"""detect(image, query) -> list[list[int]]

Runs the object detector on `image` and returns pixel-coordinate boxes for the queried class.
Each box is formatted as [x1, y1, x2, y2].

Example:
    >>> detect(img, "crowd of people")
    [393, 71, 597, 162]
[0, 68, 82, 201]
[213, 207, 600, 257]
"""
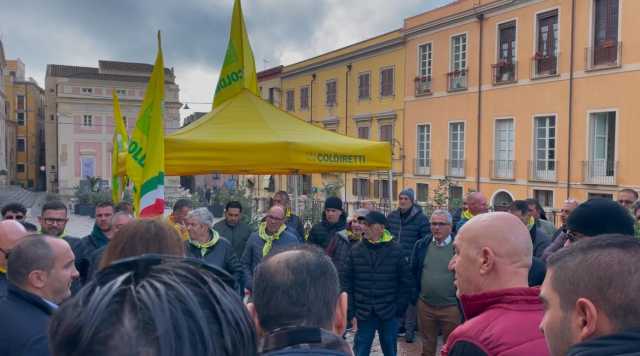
[0, 187, 639, 356]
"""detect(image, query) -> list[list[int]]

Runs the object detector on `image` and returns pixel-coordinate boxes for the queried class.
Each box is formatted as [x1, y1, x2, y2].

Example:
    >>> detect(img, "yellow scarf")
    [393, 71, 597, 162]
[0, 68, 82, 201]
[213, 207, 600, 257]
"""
[527, 216, 536, 230]
[462, 209, 474, 221]
[188, 229, 221, 257]
[368, 229, 394, 244]
[0, 266, 6, 274]
[258, 222, 287, 257]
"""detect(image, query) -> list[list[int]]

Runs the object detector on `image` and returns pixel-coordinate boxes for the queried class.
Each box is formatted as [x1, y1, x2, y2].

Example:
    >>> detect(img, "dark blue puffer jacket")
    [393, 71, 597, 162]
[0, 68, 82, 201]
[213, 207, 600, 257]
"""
[386, 205, 430, 258]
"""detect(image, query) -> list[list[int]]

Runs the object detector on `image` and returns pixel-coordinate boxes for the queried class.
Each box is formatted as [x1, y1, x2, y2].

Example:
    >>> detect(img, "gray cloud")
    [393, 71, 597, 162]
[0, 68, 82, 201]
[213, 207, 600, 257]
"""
[0, 0, 449, 117]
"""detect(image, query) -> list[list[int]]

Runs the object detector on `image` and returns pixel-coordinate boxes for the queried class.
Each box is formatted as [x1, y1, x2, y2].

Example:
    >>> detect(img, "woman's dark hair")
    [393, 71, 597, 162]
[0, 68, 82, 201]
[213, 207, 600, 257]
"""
[49, 256, 257, 356]
[99, 219, 184, 270]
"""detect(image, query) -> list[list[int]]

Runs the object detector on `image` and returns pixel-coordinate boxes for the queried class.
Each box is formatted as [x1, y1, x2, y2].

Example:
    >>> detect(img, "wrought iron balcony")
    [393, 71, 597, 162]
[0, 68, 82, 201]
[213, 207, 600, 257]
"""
[447, 69, 468, 92]
[586, 41, 622, 70]
[413, 158, 431, 176]
[445, 159, 465, 178]
[492, 61, 517, 85]
[490, 160, 515, 180]
[582, 160, 618, 185]
[531, 53, 559, 79]
[414, 76, 432, 96]
[528, 160, 557, 182]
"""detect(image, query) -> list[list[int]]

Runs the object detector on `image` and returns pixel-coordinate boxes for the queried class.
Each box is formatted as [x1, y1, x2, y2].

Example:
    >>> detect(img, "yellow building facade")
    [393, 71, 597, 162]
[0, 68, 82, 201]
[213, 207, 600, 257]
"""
[403, 0, 639, 211]
[5, 59, 45, 190]
[259, 30, 406, 203]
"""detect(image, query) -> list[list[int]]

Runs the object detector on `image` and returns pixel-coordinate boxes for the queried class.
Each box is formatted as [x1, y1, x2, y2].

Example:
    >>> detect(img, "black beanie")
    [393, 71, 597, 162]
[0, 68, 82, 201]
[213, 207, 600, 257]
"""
[567, 198, 635, 237]
[324, 196, 343, 211]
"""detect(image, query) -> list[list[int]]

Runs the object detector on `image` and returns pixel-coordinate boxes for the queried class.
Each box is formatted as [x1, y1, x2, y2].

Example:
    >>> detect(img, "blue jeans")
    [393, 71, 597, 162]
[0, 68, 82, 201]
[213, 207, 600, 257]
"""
[353, 317, 398, 356]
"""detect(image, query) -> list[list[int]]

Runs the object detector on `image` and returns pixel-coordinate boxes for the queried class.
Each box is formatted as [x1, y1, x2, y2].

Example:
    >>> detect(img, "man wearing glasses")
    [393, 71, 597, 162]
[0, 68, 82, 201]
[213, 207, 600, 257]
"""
[0, 220, 29, 297]
[411, 210, 461, 356]
[38, 201, 78, 255]
[242, 205, 300, 293]
[2, 203, 27, 221]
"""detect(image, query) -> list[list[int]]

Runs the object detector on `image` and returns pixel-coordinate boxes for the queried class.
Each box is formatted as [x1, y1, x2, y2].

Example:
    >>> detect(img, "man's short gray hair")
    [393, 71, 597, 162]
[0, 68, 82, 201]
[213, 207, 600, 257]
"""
[111, 211, 134, 222]
[187, 208, 214, 227]
[431, 209, 452, 224]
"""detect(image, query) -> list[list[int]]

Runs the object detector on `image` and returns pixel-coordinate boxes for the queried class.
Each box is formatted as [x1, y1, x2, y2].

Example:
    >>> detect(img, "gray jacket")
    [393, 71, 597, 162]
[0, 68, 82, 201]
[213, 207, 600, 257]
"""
[212, 220, 253, 258]
[241, 228, 300, 290]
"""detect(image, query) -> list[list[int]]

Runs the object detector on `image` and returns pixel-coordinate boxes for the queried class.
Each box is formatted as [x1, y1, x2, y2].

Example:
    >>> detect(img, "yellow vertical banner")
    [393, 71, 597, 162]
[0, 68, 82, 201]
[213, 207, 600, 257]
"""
[111, 91, 128, 204]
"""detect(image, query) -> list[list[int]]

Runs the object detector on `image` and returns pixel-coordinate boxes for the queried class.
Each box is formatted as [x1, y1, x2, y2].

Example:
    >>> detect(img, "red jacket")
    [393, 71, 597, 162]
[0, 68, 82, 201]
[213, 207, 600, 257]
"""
[441, 287, 550, 356]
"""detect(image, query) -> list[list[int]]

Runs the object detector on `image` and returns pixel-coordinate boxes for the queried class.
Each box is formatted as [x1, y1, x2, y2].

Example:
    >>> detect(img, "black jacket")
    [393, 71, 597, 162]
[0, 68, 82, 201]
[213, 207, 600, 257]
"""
[212, 220, 253, 258]
[341, 238, 414, 321]
[260, 327, 351, 356]
[326, 229, 359, 277]
[286, 214, 305, 241]
[567, 328, 640, 356]
[0, 283, 54, 356]
[185, 235, 246, 293]
[73, 225, 110, 287]
[0, 272, 7, 298]
[386, 205, 430, 258]
[410, 235, 457, 303]
[308, 213, 347, 249]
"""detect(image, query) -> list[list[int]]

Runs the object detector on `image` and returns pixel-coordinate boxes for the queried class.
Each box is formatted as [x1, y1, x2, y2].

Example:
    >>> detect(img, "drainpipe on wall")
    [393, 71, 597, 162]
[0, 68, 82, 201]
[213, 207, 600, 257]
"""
[345, 64, 352, 203]
[310, 73, 316, 124]
[475, 13, 485, 192]
[567, 0, 576, 199]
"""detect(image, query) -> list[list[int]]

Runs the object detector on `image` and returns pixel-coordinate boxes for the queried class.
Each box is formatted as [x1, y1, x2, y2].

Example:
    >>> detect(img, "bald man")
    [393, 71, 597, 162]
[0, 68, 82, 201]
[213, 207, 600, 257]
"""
[455, 192, 488, 232]
[241, 205, 301, 292]
[441, 212, 550, 356]
[0, 220, 29, 297]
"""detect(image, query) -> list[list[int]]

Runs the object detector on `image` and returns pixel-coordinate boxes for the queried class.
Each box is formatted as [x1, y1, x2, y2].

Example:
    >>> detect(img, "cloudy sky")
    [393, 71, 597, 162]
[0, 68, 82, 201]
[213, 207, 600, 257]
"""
[1, 0, 450, 119]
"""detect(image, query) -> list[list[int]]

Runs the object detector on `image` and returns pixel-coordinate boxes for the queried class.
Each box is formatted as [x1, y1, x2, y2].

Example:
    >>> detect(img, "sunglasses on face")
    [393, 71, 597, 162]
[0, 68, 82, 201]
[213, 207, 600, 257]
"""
[4, 214, 24, 220]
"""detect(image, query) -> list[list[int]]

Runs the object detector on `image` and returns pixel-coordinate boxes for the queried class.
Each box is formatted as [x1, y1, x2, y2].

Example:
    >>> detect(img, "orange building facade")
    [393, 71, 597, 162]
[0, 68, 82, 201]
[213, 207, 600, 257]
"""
[403, 0, 638, 210]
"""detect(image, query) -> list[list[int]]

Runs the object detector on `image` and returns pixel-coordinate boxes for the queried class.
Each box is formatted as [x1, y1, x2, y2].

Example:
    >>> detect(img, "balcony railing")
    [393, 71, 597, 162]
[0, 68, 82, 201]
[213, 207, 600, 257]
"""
[490, 160, 515, 180]
[531, 53, 559, 79]
[582, 160, 618, 185]
[414, 76, 432, 96]
[586, 41, 621, 70]
[445, 159, 466, 178]
[413, 158, 431, 176]
[528, 160, 557, 182]
[447, 69, 468, 92]
[492, 61, 517, 85]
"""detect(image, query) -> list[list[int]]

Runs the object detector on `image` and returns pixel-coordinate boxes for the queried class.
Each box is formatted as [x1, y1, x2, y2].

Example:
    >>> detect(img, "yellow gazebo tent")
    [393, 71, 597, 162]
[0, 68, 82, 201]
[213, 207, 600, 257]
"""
[163, 89, 391, 176]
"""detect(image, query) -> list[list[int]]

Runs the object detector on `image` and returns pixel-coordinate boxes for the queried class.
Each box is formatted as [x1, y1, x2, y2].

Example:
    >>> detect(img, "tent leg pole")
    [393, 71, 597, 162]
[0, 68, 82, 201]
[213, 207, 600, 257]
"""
[293, 174, 299, 216]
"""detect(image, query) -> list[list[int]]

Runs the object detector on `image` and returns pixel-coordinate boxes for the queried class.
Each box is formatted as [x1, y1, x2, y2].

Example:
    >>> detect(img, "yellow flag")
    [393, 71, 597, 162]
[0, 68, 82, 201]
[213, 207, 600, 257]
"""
[111, 91, 128, 204]
[126, 31, 165, 217]
[212, 0, 259, 108]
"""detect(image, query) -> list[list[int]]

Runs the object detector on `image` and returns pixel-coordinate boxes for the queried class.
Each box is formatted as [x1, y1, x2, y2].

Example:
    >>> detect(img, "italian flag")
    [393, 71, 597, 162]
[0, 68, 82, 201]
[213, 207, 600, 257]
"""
[126, 32, 166, 218]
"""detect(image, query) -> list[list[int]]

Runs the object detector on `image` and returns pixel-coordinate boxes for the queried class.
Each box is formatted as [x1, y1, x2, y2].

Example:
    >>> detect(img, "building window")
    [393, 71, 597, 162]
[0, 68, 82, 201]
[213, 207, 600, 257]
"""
[357, 126, 370, 139]
[83, 115, 93, 127]
[82, 87, 93, 94]
[448, 122, 465, 177]
[588, 192, 613, 200]
[116, 89, 127, 96]
[358, 73, 370, 100]
[417, 43, 433, 95]
[494, 21, 516, 83]
[533, 116, 556, 181]
[17, 112, 25, 126]
[535, 10, 559, 76]
[586, 111, 616, 183]
[352, 178, 370, 199]
[16, 163, 25, 173]
[494, 118, 514, 179]
[591, 0, 620, 67]
[416, 124, 431, 175]
[122, 116, 128, 128]
[417, 183, 429, 203]
[449, 185, 463, 209]
[379, 124, 393, 143]
[300, 87, 309, 110]
[17, 138, 26, 152]
[268, 88, 275, 104]
[285, 90, 295, 112]
[16, 95, 25, 111]
[374, 179, 398, 200]
[326, 80, 337, 106]
[533, 189, 554, 208]
[80, 156, 96, 178]
[449, 34, 468, 90]
[380, 67, 394, 97]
